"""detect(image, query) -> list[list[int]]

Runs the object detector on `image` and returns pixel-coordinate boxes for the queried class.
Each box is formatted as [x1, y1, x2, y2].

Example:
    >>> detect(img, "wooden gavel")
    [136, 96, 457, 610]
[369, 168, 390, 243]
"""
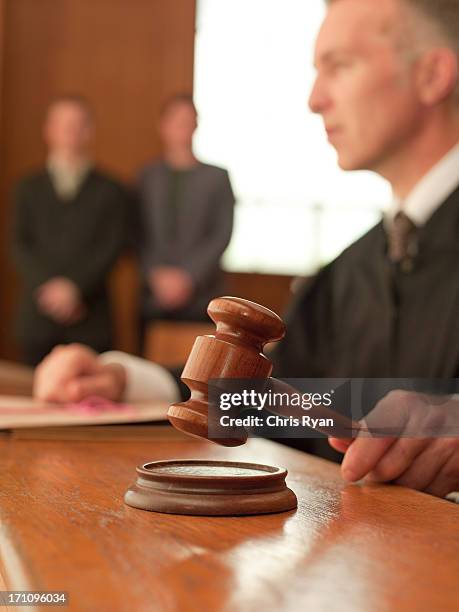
[127, 296, 352, 516]
[168, 296, 358, 446]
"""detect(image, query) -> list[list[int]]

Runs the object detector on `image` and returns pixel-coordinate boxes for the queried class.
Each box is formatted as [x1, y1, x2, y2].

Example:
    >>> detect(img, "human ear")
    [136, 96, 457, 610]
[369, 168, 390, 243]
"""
[415, 48, 458, 105]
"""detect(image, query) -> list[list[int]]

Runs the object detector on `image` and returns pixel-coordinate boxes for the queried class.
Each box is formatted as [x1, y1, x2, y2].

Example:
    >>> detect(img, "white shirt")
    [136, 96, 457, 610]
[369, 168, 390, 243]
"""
[385, 140, 459, 226]
[47, 156, 92, 201]
[98, 351, 181, 403]
[100, 142, 459, 404]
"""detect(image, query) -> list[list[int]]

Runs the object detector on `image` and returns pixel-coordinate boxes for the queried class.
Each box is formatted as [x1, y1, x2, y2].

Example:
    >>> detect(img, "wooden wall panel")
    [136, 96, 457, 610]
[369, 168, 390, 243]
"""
[0, 0, 4, 126]
[0, 0, 7, 356]
[0, 0, 196, 359]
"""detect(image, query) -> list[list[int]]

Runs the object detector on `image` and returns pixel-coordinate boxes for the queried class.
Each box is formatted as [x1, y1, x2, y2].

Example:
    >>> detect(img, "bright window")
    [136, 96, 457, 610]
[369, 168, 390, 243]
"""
[193, 0, 391, 274]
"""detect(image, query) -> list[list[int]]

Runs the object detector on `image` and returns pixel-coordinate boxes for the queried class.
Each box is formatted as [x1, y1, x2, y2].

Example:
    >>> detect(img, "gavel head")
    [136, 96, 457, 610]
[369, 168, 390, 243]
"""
[167, 296, 286, 446]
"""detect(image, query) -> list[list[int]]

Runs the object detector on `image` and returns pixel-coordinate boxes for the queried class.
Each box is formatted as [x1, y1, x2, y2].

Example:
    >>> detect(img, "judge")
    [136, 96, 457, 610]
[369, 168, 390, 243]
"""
[33, 0, 459, 498]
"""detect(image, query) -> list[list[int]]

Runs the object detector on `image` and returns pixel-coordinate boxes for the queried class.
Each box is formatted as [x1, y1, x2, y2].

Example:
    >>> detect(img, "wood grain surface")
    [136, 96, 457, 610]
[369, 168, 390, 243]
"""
[0, 426, 457, 612]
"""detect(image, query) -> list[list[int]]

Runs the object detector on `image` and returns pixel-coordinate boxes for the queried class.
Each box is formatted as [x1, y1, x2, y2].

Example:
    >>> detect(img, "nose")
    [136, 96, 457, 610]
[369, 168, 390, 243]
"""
[308, 75, 330, 115]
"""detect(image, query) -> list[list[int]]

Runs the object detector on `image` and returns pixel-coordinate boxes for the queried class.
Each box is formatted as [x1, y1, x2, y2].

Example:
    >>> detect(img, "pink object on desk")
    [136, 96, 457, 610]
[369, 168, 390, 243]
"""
[66, 396, 131, 414]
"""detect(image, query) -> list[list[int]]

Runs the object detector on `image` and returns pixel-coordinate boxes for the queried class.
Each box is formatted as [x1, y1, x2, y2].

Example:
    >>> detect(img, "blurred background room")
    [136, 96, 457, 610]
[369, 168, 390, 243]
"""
[0, 0, 391, 368]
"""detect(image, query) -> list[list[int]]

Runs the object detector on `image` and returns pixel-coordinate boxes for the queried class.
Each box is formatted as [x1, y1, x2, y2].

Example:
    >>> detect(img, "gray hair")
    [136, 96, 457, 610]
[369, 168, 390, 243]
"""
[325, 0, 459, 99]
[404, 1, 459, 54]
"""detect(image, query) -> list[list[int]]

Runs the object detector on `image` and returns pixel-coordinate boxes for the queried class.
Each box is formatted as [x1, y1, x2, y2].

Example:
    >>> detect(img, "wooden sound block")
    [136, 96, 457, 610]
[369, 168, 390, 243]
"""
[124, 459, 298, 516]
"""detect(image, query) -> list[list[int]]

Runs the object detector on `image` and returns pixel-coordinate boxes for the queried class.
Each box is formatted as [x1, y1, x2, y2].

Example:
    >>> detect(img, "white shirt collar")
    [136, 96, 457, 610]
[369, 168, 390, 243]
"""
[47, 155, 92, 177]
[386, 141, 459, 226]
[46, 156, 92, 200]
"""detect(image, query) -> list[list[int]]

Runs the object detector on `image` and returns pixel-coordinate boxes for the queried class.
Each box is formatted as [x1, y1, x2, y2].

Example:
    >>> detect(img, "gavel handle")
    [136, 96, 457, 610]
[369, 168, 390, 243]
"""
[267, 377, 361, 437]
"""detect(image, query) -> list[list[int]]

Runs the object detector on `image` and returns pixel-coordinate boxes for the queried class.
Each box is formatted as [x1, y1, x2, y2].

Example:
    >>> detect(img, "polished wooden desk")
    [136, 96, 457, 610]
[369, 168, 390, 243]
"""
[0, 424, 458, 612]
[0, 363, 458, 611]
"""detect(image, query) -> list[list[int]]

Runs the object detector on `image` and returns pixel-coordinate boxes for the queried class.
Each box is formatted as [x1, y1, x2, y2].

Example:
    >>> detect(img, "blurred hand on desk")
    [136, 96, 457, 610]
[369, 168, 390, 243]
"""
[34, 344, 126, 403]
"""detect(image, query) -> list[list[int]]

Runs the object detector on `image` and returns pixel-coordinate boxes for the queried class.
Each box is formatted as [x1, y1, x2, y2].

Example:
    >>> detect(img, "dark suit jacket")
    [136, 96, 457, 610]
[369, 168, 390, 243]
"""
[12, 168, 128, 352]
[138, 160, 235, 320]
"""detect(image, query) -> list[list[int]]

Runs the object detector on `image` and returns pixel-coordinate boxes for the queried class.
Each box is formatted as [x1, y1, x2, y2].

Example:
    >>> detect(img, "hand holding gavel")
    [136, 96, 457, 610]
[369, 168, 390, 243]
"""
[168, 296, 359, 446]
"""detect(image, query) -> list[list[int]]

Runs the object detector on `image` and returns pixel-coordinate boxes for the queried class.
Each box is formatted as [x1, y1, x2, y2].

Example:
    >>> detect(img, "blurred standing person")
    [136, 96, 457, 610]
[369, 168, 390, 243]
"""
[138, 94, 235, 337]
[12, 95, 128, 365]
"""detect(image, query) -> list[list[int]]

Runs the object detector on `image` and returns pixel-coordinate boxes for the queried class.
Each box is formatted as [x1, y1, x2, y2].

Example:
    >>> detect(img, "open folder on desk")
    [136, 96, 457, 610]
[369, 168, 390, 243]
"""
[0, 395, 169, 429]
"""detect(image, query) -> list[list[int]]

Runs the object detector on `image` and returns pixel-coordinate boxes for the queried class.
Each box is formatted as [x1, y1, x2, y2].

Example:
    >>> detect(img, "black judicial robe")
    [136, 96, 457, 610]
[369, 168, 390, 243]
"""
[270, 187, 459, 460]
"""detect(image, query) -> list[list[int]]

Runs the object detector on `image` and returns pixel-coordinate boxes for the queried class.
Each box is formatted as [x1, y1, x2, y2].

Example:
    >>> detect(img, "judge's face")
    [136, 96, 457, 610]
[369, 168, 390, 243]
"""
[309, 0, 423, 173]
[159, 102, 198, 149]
[44, 102, 93, 156]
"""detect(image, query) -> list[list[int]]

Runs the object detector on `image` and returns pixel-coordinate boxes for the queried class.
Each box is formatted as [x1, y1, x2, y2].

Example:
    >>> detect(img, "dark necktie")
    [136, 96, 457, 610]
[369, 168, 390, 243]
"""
[387, 211, 418, 272]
